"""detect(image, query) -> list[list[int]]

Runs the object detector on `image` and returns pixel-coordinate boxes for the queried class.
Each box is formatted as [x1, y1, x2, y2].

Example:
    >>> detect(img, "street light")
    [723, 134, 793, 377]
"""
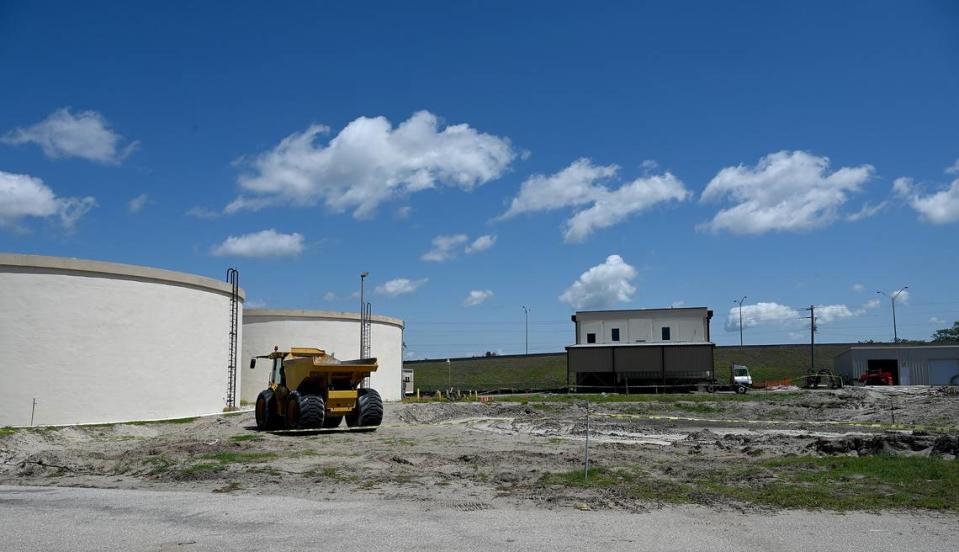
[877, 286, 908, 343]
[734, 296, 747, 348]
[522, 305, 529, 355]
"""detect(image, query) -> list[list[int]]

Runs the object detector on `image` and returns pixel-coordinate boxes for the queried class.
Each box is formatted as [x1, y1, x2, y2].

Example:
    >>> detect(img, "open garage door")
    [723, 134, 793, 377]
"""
[928, 359, 959, 385]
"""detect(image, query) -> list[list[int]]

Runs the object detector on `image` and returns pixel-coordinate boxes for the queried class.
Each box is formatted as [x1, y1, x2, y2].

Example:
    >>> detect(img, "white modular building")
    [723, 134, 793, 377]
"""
[567, 307, 716, 389]
[241, 309, 405, 403]
[0, 253, 244, 427]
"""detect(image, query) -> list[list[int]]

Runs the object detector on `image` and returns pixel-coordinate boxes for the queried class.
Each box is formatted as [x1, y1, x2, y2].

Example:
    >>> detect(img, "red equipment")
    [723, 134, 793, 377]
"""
[859, 367, 894, 386]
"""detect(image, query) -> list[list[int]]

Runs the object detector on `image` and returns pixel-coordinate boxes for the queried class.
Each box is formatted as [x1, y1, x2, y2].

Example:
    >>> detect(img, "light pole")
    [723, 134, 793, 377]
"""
[734, 296, 747, 348]
[522, 305, 529, 355]
[359, 272, 368, 358]
[877, 286, 908, 343]
[446, 358, 452, 392]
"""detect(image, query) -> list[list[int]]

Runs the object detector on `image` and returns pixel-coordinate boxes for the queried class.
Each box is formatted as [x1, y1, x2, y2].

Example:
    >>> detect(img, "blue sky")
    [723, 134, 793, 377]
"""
[1, 1, 958, 358]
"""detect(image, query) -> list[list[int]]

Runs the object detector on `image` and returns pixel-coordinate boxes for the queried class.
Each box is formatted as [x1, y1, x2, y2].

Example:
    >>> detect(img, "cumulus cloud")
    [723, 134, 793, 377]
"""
[465, 234, 496, 254]
[726, 302, 801, 331]
[894, 175, 959, 225]
[421, 234, 469, 262]
[700, 151, 874, 234]
[463, 289, 494, 307]
[211, 229, 304, 258]
[851, 283, 865, 292]
[559, 255, 637, 310]
[375, 278, 428, 297]
[946, 159, 959, 175]
[127, 193, 149, 214]
[878, 288, 910, 305]
[564, 172, 690, 242]
[226, 111, 514, 218]
[2, 108, 138, 164]
[864, 298, 881, 310]
[499, 158, 618, 218]
[499, 158, 689, 242]
[726, 301, 865, 331]
[0, 170, 96, 231]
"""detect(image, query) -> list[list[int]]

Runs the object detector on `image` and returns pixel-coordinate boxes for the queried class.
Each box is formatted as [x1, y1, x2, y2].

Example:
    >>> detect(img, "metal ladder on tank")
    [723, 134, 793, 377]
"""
[226, 267, 239, 409]
[360, 302, 372, 387]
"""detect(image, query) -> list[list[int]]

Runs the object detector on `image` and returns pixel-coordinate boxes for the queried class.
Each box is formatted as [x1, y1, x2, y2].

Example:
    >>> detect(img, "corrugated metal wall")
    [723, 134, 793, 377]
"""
[567, 344, 714, 387]
[834, 347, 959, 385]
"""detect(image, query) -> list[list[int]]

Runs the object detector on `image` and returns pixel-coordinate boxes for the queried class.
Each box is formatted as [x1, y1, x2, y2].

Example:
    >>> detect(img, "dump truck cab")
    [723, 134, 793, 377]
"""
[251, 347, 383, 431]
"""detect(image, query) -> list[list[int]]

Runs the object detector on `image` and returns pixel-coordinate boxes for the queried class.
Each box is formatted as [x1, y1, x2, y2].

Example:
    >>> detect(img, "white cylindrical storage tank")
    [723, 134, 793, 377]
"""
[0, 254, 244, 426]
[242, 309, 404, 403]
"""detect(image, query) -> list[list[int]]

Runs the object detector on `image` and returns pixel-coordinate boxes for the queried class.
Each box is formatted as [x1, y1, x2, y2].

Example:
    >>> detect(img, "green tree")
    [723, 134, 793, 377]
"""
[931, 321, 959, 343]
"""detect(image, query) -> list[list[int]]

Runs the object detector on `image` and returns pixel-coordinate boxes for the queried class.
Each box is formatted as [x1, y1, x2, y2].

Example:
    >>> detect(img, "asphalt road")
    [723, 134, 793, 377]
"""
[1, 485, 956, 551]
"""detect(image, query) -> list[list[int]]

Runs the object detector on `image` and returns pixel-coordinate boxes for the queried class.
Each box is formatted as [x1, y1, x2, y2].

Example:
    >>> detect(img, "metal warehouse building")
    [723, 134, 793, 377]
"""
[566, 307, 715, 390]
[834, 345, 959, 385]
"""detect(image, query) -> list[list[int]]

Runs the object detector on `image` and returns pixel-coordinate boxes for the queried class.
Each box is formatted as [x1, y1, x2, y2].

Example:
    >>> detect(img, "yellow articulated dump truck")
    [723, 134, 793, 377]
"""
[250, 347, 383, 431]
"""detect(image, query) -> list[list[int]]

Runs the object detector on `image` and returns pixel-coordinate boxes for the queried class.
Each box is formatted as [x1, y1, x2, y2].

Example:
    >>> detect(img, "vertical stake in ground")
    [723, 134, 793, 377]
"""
[584, 401, 590, 481]
[30, 398, 37, 427]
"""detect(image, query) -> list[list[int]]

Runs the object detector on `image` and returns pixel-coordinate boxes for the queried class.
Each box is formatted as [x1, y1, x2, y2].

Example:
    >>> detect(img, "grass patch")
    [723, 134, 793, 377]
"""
[542, 455, 959, 511]
[229, 434, 262, 443]
[178, 463, 225, 478]
[0, 426, 17, 438]
[144, 456, 174, 476]
[201, 451, 277, 465]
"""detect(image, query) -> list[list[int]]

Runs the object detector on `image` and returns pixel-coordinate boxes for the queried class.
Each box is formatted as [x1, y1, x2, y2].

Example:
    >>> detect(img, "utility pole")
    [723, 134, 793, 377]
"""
[877, 286, 908, 343]
[734, 296, 747, 348]
[805, 305, 817, 374]
[522, 305, 529, 355]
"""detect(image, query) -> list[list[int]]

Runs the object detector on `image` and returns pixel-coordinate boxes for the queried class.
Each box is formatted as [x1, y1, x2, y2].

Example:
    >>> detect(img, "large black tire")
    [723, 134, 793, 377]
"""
[255, 391, 278, 430]
[285, 391, 325, 429]
[345, 388, 383, 428]
[322, 416, 343, 429]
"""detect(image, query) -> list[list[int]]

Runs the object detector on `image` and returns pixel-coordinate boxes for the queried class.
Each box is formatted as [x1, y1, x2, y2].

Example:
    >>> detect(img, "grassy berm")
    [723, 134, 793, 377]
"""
[407, 343, 863, 392]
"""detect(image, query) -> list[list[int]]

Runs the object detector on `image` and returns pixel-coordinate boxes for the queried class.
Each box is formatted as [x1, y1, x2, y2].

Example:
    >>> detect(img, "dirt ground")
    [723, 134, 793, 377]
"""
[2, 386, 958, 512]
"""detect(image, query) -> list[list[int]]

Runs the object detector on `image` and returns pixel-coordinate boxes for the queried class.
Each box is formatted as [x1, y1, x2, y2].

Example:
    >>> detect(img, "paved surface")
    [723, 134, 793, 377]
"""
[1, 486, 957, 551]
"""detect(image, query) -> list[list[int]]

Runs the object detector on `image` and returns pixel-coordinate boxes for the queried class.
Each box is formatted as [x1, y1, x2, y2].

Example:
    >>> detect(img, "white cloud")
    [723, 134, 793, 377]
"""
[185, 207, 222, 220]
[896, 176, 959, 225]
[880, 288, 910, 305]
[726, 300, 865, 331]
[563, 172, 690, 242]
[127, 193, 149, 214]
[930, 316, 944, 325]
[2, 108, 138, 164]
[211, 229, 304, 258]
[559, 254, 637, 310]
[846, 200, 888, 221]
[421, 234, 469, 262]
[463, 289, 494, 307]
[499, 158, 689, 242]
[394, 206, 412, 220]
[852, 283, 865, 292]
[246, 299, 267, 309]
[465, 234, 496, 254]
[700, 150, 874, 234]
[226, 111, 514, 218]
[726, 302, 801, 331]
[864, 298, 881, 310]
[375, 277, 428, 297]
[322, 291, 338, 302]
[946, 159, 959, 175]
[0, 170, 96, 230]
[499, 158, 618, 218]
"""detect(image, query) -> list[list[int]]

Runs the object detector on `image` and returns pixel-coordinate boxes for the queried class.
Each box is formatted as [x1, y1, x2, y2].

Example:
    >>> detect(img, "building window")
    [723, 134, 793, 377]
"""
[611, 328, 620, 342]
[586, 333, 596, 344]
[661, 327, 671, 341]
